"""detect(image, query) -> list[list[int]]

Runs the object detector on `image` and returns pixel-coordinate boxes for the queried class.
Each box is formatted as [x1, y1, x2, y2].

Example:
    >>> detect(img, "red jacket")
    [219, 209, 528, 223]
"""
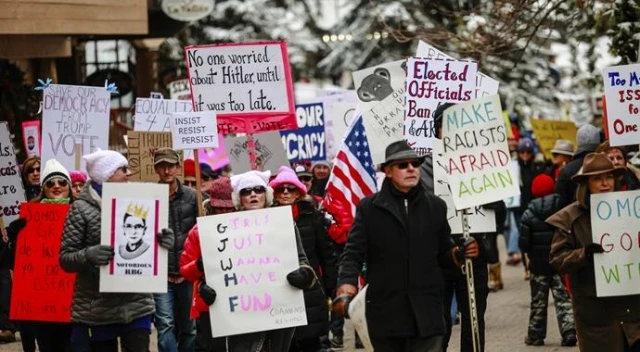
[179, 224, 208, 319]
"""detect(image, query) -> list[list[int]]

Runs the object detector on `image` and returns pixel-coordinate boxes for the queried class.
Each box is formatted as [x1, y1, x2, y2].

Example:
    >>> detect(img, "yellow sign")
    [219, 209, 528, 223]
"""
[530, 119, 577, 159]
[502, 111, 513, 138]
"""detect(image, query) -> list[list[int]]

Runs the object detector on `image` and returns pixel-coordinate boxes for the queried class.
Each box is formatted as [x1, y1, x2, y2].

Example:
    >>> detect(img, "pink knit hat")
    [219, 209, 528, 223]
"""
[269, 166, 307, 196]
[70, 170, 88, 184]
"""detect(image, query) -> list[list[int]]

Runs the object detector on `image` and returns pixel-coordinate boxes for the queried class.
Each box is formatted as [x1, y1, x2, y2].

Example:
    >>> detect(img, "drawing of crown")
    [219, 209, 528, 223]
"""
[126, 203, 149, 219]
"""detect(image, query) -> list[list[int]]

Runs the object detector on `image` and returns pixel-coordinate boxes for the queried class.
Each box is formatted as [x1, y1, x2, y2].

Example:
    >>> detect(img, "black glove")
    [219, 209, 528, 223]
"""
[585, 243, 605, 255]
[196, 257, 204, 272]
[199, 281, 217, 306]
[455, 237, 479, 262]
[86, 245, 115, 265]
[7, 218, 27, 243]
[287, 266, 316, 290]
[156, 228, 175, 250]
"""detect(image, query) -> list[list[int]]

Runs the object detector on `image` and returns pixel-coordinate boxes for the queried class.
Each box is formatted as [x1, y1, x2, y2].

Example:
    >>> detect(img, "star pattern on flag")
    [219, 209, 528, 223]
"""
[345, 117, 377, 180]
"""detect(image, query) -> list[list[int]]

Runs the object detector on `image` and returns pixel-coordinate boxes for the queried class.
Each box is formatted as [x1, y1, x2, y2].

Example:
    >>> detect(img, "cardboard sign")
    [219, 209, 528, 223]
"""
[134, 98, 193, 132]
[322, 92, 357, 161]
[602, 64, 640, 146]
[197, 206, 307, 337]
[591, 190, 640, 297]
[530, 119, 577, 159]
[353, 60, 405, 164]
[405, 58, 478, 154]
[170, 112, 219, 150]
[0, 122, 26, 224]
[41, 84, 110, 171]
[347, 285, 374, 352]
[185, 41, 296, 134]
[168, 79, 192, 100]
[22, 120, 41, 157]
[280, 102, 326, 162]
[442, 95, 520, 210]
[127, 131, 184, 182]
[10, 203, 75, 322]
[224, 132, 289, 174]
[100, 183, 169, 293]
[432, 139, 496, 233]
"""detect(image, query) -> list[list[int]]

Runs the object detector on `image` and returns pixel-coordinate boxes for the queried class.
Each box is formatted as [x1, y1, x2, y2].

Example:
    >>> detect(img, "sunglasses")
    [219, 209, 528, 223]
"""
[239, 186, 266, 197]
[184, 180, 197, 187]
[275, 185, 299, 193]
[45, 179, 69, 188]
[298, 176, 312, 182]
[202, 176, 212, 182]
[392, 160, 421, 170]
[119, 166, 129, 173]
[518, 150, 533, 155]
[26, 167, 39, 174]
[124, 224, 145, 230]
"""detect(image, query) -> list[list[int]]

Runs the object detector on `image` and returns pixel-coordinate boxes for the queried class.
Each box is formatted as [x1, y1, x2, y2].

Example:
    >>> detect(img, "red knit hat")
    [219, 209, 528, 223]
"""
[531, 174, 555, 198]
[183, 159, 196, 179]
[209, 177, 234, 208]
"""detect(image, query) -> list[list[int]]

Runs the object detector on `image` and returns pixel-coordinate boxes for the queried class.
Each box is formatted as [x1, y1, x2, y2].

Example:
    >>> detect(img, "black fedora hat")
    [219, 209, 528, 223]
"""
[381, 140, 425, 168]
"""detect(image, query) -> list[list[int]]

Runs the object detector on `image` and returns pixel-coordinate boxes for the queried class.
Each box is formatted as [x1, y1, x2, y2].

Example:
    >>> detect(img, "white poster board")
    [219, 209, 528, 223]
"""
[353, 60, 405, 165]
[224, 131, 289, 174]
[590, 190, 640, 297]
[0, 122, 26, 224]
[504, 160, 521, 209]
[197, 206, 307, 337]
[169, 112, 219, 150]
[100, 183, 169, 293]
[602, 64, 640, 147]
[442, 95, 520, 210]
[323, 92, 357, 161]
[405, 58, 478, 154]
[347, 284, 374, 352]
[167, 79, 191, 100]
[41, 84, 110, 171]
[134, 98, 193, 132]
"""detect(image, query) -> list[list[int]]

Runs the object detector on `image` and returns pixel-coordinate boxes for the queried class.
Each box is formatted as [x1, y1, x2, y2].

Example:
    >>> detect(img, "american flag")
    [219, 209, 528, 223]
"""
[324, 112, 378, 217]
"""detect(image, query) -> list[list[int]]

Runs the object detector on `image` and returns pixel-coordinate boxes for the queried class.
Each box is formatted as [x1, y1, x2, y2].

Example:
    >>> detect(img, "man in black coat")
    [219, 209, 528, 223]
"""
[333, 140, 479, 352]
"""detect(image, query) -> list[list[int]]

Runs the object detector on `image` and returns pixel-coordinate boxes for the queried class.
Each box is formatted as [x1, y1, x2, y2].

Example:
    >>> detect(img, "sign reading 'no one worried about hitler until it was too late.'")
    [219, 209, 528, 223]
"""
[184, 41, 296, 135]
[442, 95, 520, 210]
[602, 63, 640, 147]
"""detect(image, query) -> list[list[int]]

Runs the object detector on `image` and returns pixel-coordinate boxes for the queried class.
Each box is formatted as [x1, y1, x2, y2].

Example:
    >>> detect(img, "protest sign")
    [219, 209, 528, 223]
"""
[10, 203, 74, 322]
[127, 131, 184, 182]
[168, 79, 191, 100]
[347, 285, 374, 352]
[169, 112, 219, 150]
[591, 190, 640, 297]
[224, 131, 289, 174]
[530, 119, 577, 159]
[432, 139, 496, 233]
[280, 102, 326, 162]
[134, 98, 193, 132]
[197, 206, 307, 337]
[22, 120, 41, 158]
[41, 84, 110, 171]
[197, 135, 230, 170]
[602, 64, 640, 146]
[405, 58, 478, 154]
[442, 95, 520, 210]
[503, 160, 522, 209]
[0, 122, 26, 224]
[322, 92, 357, 161]
[100, 183, 168, 293]
[185, 41, 296, 134]
[502, 111, 514, 139]
[353, 60, 405, 164]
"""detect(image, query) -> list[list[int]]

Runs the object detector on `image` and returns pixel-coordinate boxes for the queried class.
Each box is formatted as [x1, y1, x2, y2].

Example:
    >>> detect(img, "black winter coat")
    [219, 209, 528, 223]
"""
[518, 194, 562, 275]
[293, 198, 337, 339]
[556, 152, 590, 208]
[168, 182, 198, 275]
[338, 179, 456, 338]
[516, 159, 543, 214]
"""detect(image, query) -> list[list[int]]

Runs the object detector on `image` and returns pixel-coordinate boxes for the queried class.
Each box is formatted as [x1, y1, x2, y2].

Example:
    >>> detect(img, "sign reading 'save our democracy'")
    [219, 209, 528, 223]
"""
[591, 190, 640, 297]
[405, 58, 478, 154]
[184, 41, 296, 134]
[134, 98, 193, 132]
[41, 84, 110, 171]
[442, 95, 520, 210]
[602, 63, 640, 146]
[169, 112, 219, 150]
[10, 203, 75, 322]
[197, 206, 307, 337]
[280, 102, 326, 162]
[0, 122, 26, 224]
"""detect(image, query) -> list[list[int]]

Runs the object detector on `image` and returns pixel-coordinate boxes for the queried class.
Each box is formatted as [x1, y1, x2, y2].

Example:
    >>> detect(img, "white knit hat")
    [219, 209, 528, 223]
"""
[230, 170, 273, 209]
[84, 149, 128, 184]
[41, 159, 71, 186]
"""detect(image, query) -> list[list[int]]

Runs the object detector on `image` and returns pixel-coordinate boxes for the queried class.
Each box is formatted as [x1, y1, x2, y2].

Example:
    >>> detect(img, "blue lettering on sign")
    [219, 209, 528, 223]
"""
[280, 102, 326, 162]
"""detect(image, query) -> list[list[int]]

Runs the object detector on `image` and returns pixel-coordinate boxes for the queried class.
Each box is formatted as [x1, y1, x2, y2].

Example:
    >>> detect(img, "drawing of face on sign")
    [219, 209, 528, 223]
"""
[255, 141, 273, 169]
[120, 203, 150, 260]
[357, 68, 393, 102]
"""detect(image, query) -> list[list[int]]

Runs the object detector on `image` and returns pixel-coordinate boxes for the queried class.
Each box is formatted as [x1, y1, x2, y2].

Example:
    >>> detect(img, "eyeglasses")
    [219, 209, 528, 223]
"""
[124, 224, 145, 230]
[45, 179, 69, 188]
[239, 186, 266, 196]
[392, 160, 421, 170]
[26, 167, 39, 174]
[275, 185, 299, 193]
[298, 176, 312, 182]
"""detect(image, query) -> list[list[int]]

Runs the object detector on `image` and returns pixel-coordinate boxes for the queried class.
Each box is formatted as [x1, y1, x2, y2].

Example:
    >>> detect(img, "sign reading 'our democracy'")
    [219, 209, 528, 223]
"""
[185, 41, 296, 134]
[169, 112, 219, 150]
[280, 102, 326, 162]
[442, 95, 520, 210]
[134, 98, 193, 132]
[590, 190, 640, 297]
[602, 63, 640, 146]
